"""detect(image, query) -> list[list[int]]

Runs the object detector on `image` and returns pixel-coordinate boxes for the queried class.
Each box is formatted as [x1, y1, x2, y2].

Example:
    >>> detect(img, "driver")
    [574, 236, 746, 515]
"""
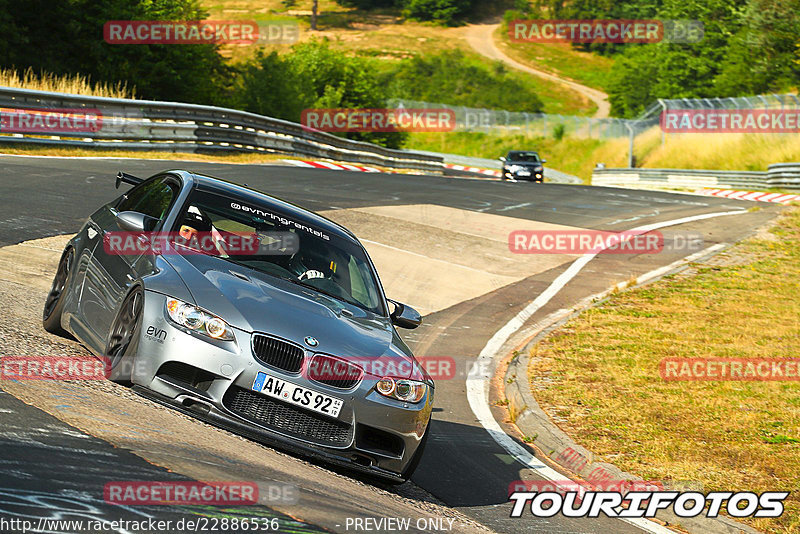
[177, 206, 221, 255]
[291, 239, 336, 281]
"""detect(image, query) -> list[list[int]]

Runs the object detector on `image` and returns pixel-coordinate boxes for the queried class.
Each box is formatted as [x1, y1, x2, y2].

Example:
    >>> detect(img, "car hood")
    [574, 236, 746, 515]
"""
[163, 253, 417, 376]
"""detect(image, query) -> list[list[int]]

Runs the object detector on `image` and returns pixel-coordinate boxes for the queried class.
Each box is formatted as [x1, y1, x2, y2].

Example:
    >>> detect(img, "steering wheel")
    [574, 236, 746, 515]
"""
[288, 253, 328, 280]
[299, 269, 325, 281]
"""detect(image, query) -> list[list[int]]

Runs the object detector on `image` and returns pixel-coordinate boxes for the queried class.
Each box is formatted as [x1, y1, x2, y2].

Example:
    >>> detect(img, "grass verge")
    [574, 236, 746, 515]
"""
[0, 146, 286, 164]
[407, 126, 800, 184]
[405, 131, 631, 182]
[528, 207, 800, 533]
[641, 131, 800, 171]
[494, 25, 615, 92]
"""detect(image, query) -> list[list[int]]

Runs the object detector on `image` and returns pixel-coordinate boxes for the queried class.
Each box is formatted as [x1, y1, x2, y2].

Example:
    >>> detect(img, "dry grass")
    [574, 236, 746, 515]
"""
[641, 131, 800, 171]
[0, 146, 286, 163]
[0, 67, 135, 99]
[495, 25, 615, 92]
[0, 146, 427, 174]
[529, 207, 800, 533]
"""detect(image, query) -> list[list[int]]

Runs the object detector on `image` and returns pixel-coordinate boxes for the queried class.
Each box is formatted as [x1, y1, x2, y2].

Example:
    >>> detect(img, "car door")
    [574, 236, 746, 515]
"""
[79, 174, 180, 352]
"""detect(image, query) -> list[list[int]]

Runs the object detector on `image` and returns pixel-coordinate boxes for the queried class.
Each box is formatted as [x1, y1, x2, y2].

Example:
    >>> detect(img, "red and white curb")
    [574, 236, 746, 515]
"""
[283, 159, 382, 173]
[697, 188, 800, 204]
[444, 163, 501, 178]
[283, 158, 504, 178]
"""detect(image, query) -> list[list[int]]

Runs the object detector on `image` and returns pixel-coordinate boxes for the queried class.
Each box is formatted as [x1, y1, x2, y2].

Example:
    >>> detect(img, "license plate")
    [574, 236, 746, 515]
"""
[517, 169, 531, 176]
[251, 372, 343, 418]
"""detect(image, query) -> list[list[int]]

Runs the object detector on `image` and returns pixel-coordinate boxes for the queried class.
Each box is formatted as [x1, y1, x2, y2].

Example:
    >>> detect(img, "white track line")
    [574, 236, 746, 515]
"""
[466, 209, 746, 533]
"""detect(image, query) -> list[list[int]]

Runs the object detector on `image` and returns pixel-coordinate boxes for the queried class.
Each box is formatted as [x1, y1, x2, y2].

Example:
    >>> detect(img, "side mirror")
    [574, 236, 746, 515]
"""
[388, 299, 422, 329]
[116, 211, 157, 232]
[541, 159, 547, 163]
[499, 156, 506, 162]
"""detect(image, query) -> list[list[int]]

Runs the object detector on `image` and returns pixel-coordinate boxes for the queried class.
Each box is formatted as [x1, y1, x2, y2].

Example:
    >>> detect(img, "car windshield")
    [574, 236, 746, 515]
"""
[173, 189, 384, 315]
[508, 152, 540, 162]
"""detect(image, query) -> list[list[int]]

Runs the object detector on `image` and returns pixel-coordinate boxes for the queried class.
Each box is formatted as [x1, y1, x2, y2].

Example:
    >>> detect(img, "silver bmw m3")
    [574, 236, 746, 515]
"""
[43, 169, 433, 483]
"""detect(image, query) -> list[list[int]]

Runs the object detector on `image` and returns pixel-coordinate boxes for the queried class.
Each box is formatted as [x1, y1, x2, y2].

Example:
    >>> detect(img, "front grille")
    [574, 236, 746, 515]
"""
[308, 354, 363, 390]
[252, 334, 304, 373]
[223, 386, 352, 447]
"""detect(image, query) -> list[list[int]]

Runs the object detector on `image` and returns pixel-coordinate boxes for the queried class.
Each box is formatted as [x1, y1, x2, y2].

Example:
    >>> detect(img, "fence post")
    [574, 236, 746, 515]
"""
[658, 99, 667, 146]
[625, 122, 635, 168]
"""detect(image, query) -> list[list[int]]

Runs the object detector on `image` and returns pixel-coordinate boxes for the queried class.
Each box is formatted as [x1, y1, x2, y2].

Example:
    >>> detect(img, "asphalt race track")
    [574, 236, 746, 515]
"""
[0, 155, 782, 534]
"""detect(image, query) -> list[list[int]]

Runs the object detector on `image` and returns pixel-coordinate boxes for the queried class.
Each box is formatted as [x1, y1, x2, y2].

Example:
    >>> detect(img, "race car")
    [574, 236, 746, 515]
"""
[500, 150, 546, 182]
[42, 170, 433, 483]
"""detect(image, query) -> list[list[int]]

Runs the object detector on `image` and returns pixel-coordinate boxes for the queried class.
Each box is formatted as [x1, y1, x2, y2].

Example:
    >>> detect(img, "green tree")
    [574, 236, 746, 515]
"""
[607, 0, 749, 117]
[401, 0, 475, 25]
[0, 0, 232, 105]
[385, 49, 544, 111]
[713, 0, 800, 95]
[233, 51, 303, 121]
[236, 40, 405, 148]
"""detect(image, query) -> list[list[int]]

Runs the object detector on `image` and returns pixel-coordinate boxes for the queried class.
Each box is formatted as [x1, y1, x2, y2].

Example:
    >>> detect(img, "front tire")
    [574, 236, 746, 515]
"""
[43, 247, 74, 336]
[105, 287, 144, 386]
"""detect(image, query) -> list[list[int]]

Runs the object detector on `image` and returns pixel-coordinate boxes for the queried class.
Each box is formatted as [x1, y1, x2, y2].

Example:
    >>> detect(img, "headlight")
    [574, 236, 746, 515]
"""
[535, 166, 543, 171]
[166, 298, 234, 341]
[375, 376, 427, 403]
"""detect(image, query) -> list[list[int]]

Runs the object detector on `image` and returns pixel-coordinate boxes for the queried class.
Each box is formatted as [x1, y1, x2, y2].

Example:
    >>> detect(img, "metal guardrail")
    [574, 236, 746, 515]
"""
[0, 87, 444, 173]
[592, 165, 800, 191]
[766, 163, 800, 190]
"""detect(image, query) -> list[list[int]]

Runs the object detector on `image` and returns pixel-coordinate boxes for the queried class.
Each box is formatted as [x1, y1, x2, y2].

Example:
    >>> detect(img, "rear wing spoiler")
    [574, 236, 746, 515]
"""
[115, 171, 143, 189]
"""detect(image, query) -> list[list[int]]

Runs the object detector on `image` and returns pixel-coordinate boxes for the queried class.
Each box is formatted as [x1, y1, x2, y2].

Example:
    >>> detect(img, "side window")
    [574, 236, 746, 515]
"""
[117, 177, 178, 221]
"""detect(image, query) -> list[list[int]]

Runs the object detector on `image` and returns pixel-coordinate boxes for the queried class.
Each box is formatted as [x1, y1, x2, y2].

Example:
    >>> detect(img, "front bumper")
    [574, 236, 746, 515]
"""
[502, 168, 544, 181]
[129, 291, 432, 479]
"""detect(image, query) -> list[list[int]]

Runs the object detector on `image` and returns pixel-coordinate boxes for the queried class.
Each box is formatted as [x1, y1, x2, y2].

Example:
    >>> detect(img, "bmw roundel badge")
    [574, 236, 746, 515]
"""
[304, 336, 319, 347]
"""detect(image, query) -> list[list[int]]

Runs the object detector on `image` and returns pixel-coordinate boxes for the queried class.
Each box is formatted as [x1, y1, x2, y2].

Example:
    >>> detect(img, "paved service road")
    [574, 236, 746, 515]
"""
[0, 156, 781, 533]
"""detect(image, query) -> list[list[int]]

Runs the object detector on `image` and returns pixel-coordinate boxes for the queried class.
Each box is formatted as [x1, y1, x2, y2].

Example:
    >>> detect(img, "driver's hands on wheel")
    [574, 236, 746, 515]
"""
[299, 269, 325, 281]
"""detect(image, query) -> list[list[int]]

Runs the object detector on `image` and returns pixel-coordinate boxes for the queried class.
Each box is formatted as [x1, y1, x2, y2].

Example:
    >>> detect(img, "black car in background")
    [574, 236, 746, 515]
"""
[500, 150, 546, 182]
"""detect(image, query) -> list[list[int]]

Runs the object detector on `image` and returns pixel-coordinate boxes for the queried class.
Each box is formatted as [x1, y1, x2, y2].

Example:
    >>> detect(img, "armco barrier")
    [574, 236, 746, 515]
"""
[0, 87, 443, 173]
[593, 165, 800, 192]
[767, 162, 800, 190]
